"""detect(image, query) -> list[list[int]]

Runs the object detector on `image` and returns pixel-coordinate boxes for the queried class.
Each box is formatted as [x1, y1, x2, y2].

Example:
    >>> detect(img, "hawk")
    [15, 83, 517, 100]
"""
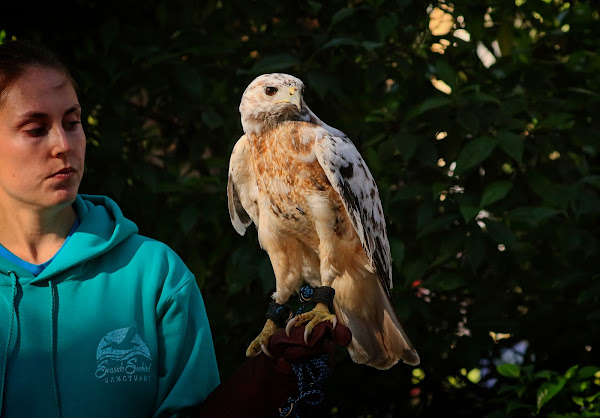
[227, 73, 419, 369]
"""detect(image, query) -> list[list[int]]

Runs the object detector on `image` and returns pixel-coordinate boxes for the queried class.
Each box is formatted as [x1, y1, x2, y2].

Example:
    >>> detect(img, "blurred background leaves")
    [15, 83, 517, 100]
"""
[2, 0, 599, 415]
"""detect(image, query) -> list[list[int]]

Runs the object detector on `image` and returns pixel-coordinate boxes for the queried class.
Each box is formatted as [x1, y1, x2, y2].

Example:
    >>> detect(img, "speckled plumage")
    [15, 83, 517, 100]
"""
[228, 73, 419, 368]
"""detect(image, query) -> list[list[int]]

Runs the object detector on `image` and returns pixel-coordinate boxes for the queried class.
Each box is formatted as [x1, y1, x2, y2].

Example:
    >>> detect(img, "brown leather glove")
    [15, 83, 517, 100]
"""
[195, 322, 351, 418]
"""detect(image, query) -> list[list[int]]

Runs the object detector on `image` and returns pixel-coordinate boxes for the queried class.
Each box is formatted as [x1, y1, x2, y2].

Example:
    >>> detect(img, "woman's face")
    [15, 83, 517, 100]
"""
[0, 67, 85, 211]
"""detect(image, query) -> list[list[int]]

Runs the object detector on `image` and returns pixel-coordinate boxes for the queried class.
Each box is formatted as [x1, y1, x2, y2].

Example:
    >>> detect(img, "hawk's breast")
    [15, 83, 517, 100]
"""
[250, 123, 353, 242]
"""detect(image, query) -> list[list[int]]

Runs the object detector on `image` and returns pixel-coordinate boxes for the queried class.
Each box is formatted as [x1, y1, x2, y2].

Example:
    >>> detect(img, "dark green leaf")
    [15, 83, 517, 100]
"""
[393, 133, 419, 160]
[425, 272, 467, 291]
[389, 238, 405, 270]
[497, 131, 523, 163]
[581, 176, 600, 189]
[201, 111, 224, 130]
[179, 204, 199, 233]
[375, 14, 399, 40]
[417, 214, 457, 238]
[457, 110, 480, 134]
[484, 219, 517, 249]
[460, 205, 480, 223]
[481, 181, 513, 207]
[578, 366, 600, 379]
[508, 207, 561, 227]
[331, 7, 354, 25]
[407, 96, 452, 119]
[466, 227, 485, 271]
[241, 54, 298, 74]
[527, 172, 573, 211]
[506, 401, 531, 414]
[455, 136, 497, 175]
[321, 38, 361, 49]
[435, 60, 458, 90]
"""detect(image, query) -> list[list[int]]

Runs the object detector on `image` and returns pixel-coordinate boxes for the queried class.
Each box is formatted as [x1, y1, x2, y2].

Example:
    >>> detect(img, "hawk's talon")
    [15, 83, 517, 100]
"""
[285, 316, 300, 337]
[246, 319, 279, 357]
[287, 302, 337, 344]
[260, 343, 274, 359]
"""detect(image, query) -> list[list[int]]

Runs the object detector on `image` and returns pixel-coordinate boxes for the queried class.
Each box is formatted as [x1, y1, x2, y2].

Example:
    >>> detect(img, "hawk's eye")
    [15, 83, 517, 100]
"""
[265, 86, 278, 96]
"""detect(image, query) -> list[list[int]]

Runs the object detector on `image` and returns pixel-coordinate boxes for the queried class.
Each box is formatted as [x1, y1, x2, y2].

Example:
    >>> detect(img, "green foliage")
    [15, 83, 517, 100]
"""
[493, 363, 600, 416]
[3, 0, 600, 416]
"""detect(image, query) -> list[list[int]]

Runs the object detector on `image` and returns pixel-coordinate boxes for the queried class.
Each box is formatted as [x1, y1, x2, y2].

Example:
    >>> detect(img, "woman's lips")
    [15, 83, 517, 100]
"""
[50, 167, 76, 179]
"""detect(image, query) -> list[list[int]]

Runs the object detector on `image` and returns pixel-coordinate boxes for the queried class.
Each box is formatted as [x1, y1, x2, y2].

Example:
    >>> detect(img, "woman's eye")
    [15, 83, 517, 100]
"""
[265, 86, 278, 96]
[65, 121, 81, 130]
[26, 127, 47, 137]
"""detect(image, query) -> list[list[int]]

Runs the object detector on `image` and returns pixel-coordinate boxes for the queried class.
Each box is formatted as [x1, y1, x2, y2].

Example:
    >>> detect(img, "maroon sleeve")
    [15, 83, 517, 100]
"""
[194, 322, 351, 418]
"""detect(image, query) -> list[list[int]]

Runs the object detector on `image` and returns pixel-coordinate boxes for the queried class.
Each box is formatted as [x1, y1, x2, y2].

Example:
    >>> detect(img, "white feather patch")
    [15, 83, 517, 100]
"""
[314, 129, 393, 294]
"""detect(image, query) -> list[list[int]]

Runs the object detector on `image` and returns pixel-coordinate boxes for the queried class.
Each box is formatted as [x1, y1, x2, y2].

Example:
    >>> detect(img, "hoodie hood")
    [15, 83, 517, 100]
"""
[0, 194, 139, 417]
[0, 194, 138, 285]
[0, 194, 219, 417]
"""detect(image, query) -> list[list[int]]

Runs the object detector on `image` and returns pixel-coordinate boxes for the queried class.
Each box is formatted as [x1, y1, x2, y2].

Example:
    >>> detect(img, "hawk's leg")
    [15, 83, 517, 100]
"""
[285, 209, 340, 342]
[246, 243, 302, 357]
[286, 286, 337, 343]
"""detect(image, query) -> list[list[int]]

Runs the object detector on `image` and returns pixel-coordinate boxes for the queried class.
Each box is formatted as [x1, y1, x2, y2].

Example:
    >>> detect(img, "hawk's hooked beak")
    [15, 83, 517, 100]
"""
[275, 86, 302, 111]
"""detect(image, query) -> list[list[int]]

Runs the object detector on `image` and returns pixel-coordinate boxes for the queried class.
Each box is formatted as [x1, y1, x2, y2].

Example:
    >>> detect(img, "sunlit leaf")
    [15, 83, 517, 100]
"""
[537, 377, 566, 412]
[564, 365, 579, 379]
[498, 363, 521, 379]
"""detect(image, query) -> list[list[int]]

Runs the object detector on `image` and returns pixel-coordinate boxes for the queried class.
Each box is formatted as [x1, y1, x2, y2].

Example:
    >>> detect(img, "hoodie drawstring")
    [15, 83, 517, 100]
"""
[49, 281, 61, 418]
[0, 272, 17, 417]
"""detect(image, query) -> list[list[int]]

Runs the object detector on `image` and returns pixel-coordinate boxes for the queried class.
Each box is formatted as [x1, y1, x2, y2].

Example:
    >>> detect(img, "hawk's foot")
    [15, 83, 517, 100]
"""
[286, 302, 337, 344]
[246, 319, 279, 358]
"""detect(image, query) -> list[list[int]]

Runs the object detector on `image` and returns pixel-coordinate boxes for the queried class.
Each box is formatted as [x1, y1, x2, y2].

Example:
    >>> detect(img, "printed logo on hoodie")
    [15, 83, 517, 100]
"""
[95, 322, 153, 384]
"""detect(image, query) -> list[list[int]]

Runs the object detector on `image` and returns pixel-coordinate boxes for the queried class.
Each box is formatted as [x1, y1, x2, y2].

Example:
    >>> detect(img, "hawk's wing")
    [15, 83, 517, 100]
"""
[314, 130, 393, 296]
[227, 135, 259, 235]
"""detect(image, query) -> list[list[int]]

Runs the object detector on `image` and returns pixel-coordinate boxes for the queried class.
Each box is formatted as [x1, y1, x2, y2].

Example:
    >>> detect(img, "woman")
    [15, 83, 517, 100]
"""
[0, 40, 220, 417]
[0, 40, 351, 418]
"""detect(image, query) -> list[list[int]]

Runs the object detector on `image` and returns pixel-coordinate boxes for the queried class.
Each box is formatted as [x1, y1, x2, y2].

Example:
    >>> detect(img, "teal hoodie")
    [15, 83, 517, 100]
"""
[0, 195, 220, 417]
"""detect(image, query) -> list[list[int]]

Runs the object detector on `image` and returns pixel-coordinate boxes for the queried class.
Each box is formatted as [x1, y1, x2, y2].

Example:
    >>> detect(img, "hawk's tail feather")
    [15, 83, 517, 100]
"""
[333, 274, 419, 369]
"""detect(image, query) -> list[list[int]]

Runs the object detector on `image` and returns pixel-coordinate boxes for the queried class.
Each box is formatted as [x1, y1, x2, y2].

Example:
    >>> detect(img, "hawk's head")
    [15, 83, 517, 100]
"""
[239, 73, 309, 135]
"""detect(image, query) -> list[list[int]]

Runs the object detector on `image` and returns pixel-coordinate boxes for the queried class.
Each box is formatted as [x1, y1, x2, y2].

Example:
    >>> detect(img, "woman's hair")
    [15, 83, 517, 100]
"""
[0, 40, 75, 106]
